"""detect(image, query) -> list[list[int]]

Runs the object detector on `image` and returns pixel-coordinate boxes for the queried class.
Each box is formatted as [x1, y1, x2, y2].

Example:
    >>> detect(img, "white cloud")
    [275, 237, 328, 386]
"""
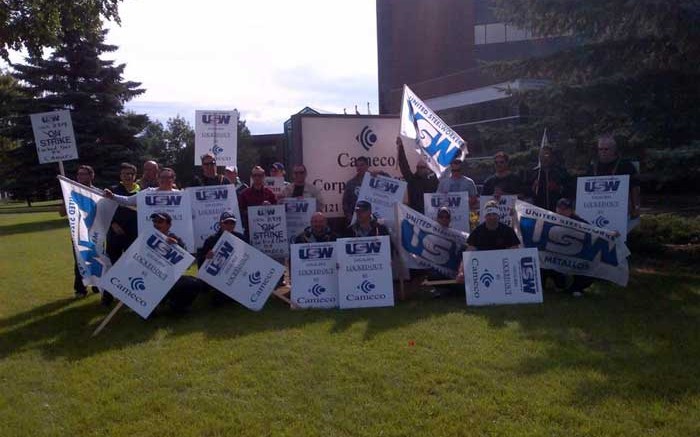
[107, 0, 378, 133]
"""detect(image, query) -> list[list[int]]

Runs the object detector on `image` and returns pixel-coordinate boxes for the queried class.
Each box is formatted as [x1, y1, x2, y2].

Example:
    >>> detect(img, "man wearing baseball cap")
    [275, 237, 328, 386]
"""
[224, 165, 248, 194]
[345, 201, 390, 238]
[436, 207, 452, 229]
[456, 200, 520, 283]
[196, 211, 247, 268]
[148, 211, 203, 313]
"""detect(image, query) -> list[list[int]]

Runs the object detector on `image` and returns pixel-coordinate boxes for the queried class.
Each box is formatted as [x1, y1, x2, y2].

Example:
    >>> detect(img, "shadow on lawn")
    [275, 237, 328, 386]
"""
[0, 288, 463, 362]
[0, 217, 67, 236]
[473, 272, 700, 405]
[2, 272, 698, 406]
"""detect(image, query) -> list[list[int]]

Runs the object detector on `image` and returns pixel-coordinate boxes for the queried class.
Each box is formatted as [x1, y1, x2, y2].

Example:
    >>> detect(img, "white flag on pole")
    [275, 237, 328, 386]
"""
[58, 176, 118, 286]
[399, 85, 467, 176]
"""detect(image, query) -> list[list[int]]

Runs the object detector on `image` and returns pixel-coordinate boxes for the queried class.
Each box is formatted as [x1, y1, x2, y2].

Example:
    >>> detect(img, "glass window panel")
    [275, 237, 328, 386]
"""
[485, 23, 506, 44]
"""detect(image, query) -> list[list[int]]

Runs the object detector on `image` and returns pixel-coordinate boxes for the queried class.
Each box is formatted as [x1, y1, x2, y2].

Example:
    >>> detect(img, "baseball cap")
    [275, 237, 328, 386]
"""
[224, 165, 237, 173]
[270, 162, 285, 171]
[355, 200, 372, 212]
[219, 211, 237, 223]
[150, 212, 172, 223]
[483, 200, 499, 217]
[437, 207, 451, 218]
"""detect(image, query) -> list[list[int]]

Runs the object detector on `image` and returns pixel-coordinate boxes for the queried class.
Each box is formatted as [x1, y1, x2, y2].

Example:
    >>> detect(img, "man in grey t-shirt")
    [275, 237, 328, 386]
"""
[437, 157, 478, 209]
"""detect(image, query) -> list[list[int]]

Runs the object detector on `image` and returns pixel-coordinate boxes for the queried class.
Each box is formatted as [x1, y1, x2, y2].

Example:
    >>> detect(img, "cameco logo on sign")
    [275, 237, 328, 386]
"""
[369, 177, 400, 193]
[299, 246, 334, 260]
[584, 179, 621, 193]
[195, 188, 228, 201]
[345, 241, 381, 255]
[355, 126, 377, 151]
[145, 194, 182, 206]
[520, 257, 537, 294]
[146, 235, 185, 265]
[201, 114, 232, 125]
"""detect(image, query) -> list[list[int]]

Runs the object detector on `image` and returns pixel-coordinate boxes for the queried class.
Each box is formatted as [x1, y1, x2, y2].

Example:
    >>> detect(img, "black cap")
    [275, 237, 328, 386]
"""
[556, 198, 573, 209]
[219, 211, 237, 223]
[355, 200, 372, 212]
[150, 212, 172, 223]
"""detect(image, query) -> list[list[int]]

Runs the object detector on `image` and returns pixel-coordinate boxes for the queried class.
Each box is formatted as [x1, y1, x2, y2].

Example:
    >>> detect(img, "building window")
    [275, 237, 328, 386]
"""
[474, 23, 535, 45]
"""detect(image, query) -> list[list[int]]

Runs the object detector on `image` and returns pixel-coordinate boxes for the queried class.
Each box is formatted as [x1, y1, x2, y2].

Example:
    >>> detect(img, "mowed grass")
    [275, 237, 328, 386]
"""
[1, 213, 699, 437]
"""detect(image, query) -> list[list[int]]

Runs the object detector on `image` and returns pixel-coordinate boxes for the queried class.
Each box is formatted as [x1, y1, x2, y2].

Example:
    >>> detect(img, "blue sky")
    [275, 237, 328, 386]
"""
[101, 0, 379, 134]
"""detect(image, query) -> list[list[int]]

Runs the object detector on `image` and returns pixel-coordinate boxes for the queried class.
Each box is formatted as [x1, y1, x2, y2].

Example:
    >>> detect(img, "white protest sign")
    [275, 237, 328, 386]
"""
[399, 85, 467, 176]
[137, 190, 195, 252]
[195, 110, 238, 166]
[479, 195, 517, 227]
[514, 200, 630, 286]
[30, 110, 78, 164]
[197, 232, 284, 311]
[280, 198, 316, 244]
[262, 177, 286, 198]
[576, 175, 630, 242]
[186, 184, 243, 249]
[58, 176, 117, 286]
[337, 236, 394, 309]
[463, 248, 543, 306]
[354, 173, 407, 233]
[248, 205, 288, 259]
[290, 242, 339, 309]
[99, 230, 194, 319]
[424, 192, 470, 232]
[300, 115, 416, 218]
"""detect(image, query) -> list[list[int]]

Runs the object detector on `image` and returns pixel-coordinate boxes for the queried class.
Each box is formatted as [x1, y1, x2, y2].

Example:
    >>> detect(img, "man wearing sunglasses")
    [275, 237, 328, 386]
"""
[437, 157, 478, 210]
[192, 153, 231, 187]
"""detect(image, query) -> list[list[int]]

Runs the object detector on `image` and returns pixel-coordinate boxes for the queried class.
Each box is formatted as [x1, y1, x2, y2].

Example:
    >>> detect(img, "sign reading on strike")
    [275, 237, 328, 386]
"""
[248, 205, 288, 259]
[30, 110, 78, 164]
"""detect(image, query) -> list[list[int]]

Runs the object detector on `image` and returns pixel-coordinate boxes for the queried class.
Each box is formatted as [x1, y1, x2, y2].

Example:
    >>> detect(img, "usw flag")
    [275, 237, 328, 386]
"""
[59, 175, 118, 286]
[399, 84, 467, 176]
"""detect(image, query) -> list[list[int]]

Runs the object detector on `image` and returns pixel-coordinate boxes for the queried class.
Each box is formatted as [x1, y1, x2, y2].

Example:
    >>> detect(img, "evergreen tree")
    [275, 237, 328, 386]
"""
[4, 28, 148, 197]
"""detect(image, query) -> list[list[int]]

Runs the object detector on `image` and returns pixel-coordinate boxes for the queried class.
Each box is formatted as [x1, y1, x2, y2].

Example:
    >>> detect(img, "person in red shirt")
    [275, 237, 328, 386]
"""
[238, 165, 277, 238]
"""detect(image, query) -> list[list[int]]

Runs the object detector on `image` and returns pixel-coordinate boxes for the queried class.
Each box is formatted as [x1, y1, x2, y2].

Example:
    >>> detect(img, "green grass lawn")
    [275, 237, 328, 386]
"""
[1, 212, 699, 437]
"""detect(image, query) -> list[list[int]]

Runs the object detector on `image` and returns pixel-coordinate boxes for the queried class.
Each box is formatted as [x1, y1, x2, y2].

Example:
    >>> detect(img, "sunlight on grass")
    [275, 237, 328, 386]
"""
[1, 212, 699, 436]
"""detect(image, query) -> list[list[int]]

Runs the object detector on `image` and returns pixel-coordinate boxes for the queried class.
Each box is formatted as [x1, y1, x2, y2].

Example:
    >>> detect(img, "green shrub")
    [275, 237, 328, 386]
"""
[627, 213, 700, 254]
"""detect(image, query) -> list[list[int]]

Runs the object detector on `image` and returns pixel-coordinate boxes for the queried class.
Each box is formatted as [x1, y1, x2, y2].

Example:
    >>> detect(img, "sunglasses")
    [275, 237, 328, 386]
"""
[203, 162, 216, 166]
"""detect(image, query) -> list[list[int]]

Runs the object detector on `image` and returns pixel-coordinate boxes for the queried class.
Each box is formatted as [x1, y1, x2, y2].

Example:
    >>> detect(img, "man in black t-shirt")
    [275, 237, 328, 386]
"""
[482, 151, 523, 196]
[456, 201, 520, 283]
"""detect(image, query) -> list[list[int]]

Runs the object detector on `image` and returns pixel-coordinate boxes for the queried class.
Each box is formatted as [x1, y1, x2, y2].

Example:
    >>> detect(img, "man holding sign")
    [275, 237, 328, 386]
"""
[456, 201, 521, 283]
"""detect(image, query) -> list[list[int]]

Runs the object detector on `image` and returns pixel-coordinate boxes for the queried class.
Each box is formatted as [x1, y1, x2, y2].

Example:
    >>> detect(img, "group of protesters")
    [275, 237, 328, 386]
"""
[65, 131, 639, 311]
